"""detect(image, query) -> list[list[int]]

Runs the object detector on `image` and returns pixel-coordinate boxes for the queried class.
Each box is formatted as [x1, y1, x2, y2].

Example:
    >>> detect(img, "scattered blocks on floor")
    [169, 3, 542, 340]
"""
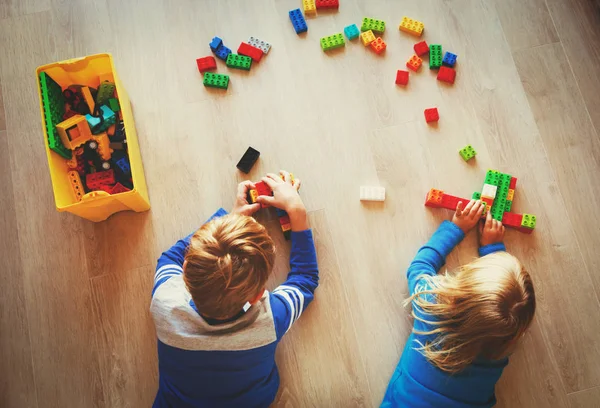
[424, 108, 439, 123]
[395, 70, 409, 86]
[303, 0, 316, 15]
[226, 53, 252, 70]
[320, 33, 345, 51]
[406, 55, 423, 72]
[248, 36, 272, 54]
[289, 8, 308, 34]
[344, 24, 360, 40]
[414, 41, 429, 57]
[443, 52, 457, 67]
[429, 44, 442, 69]
[437, 66, 456, 84]
[238, 42, 264, 62]
[203, 72, 230, 89]
[360, 186, 386, 202]
[214, 44, 232, 61]
[521, 214, 537, 230]
[459, 145, 477, 161]
[424, 188, 444, 207]
[370, 37, 386, 54]
[360, 30, 376, 46]
[315, 0, 339, 9]
[236, 146, 260, 173]
[196, 56, 217, 72]
[361, 17, 386, 34]
[209, 37, 223, 52]
[399, 16, 424, 37]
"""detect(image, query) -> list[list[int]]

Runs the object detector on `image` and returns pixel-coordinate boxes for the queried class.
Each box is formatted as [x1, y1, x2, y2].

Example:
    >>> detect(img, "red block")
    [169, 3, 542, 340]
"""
[424, 108, 439, 123]
[316, 0, 339, 9]
[441, 193, 469, 211]
[238, 42, 264, 62]
[501, 212, 523, 228]
[395, 70, 409, 86]
[86, 169, 115, 191]
[254, 181, 272, 208]
[437, 66, 456, 84]
[97, 184, 113, 193]
[279, 215, 291, 225]
[110, 182, 131, 194]
[196, 56, 217, 72]
[424, 188, 444, 208]
[509, 177, 517, 189]
[414, 41, 429, 57]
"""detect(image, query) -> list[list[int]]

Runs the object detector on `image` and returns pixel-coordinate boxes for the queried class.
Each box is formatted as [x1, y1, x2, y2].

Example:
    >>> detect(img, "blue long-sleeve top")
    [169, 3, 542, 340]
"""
[150, 208, 319, 408]
[381, 221, 507, 408]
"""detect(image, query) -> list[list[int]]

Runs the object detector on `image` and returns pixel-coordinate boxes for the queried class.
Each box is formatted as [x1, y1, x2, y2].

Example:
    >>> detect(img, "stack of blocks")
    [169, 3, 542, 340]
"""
[320, 33, 345, 51]
[289, 9, 308, 34]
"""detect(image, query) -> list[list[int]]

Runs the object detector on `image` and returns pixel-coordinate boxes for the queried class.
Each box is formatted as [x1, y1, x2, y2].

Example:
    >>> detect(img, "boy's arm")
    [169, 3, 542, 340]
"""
[479, 242, 506, 257]
[407, 220, 465, 295]
[152, 208, 228, 297]
[270, 229, 319, 339]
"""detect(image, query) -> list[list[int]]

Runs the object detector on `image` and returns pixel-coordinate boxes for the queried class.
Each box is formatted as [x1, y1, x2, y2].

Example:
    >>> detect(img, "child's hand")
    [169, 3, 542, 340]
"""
[452, 199, 484, 234]
[231, 181, 261, 216]
[257, 171, 309, 231]
[479, 211, 505, 246]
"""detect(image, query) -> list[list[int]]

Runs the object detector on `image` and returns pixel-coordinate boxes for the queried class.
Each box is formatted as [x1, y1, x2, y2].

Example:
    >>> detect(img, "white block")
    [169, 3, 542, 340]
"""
[481, 183, 497, 198]
[360, 186, 386, 201]
[248, 37, 271, 54]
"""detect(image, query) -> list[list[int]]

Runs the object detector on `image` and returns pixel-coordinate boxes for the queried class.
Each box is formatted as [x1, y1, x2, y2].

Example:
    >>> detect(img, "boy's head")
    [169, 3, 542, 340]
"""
[410, 252, 536, 373]
[183, 214, 276, 320]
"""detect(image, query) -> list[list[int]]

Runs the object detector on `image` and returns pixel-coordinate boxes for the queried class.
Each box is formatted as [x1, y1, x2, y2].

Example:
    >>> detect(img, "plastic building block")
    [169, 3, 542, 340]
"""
[56, 114, 93, 150]
[39, 72, 71, 159]
[482, 183, 498, 198]
[424, 108, 439, 123]
[360, 30, 376, 46]
[303, 0, 316, 15]
[114, 156, 131, 177]
[320, 33, 345, 51]
[502, 212, 523, 228]
[215, 45, 232, 61]
[509, 177, 517, 189]
[437, 66, 456, 84]
[399, 16, 424, 37]
[226, 54, 252, 71]
[248, 189, 259, 204]
[429, 44, 442, 69]
[237, 43, 263, 62]
[521, 214, 536, 229]
[485, 170, 500, 186]
[86, 169, 115, 191]
[68, 171, 85, 201]
[504, 200, 513, 212]
[92, 133, 113, 161]
[507, 189, 515, 201]
[481, 196, 494, 208]
[85, 105, 116, 134]
[360, 186, 386, 202]
[96, 81, 115, 105]
[196, 56, 217, 72]
[396, 70, 409, 86]
[361, 18, 386, 34]
[315, 0, 339, 9]
[443, 52, 457, 67]
[344, 24, 360, 40]
[81, 86, 96, 113]
[250, 180, 273, 208]
[209, 37, 223, 52]
[370, 37, 387, 54]
[236, 146, 260, 173]
[425, 188, 444, 207]
[248, 37, 271, 54]
[414, 41, 429, 57]
[289, 9, 308, 34]
[459, 145, 477, 161]
[108, 98, 121, 112]
[203, 72, 230, 90]
[406, 55, 423, 72]
[472, 192, 482, 200]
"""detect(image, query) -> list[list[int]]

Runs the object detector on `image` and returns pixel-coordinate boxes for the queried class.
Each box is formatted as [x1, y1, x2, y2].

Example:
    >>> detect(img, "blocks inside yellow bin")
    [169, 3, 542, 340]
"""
[68, 171, 84, 202]
[81, 86, 95, 113]
[360, 30, 376, 46]
[93, 132, 113, 161]
[56, 115, 93, 150]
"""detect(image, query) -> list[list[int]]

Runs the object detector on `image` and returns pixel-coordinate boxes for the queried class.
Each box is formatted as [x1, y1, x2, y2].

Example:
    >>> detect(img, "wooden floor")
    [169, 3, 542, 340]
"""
[1, 0, 600, 407]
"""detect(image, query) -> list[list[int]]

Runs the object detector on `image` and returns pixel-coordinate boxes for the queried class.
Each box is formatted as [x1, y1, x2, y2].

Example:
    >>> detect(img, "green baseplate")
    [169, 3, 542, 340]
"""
[39, 72, 71, 159]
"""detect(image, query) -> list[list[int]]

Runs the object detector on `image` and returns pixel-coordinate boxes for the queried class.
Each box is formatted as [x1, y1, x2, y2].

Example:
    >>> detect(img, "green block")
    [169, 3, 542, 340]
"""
[96, 81, 116, 105]
[203, 72, 229, 89]
[226, 54, 252, 71]
[472, 192, 481, 200]
[521, 214, 536, 229]
[430, 44, 442, 69]
[485, 170, 501, 186]
[504, 200, 512, 212]
[361, 17, 385, 34]
[320, 33, 345, 51]
[39, 72, 71, 159]
[108, 98, 121, 112]
[459, 144, 477, 161]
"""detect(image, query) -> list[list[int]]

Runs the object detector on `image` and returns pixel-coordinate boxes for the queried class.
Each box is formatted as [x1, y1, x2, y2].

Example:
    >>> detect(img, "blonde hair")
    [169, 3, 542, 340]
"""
[183, 214, 276, 320]
[406, 252, 536, 373]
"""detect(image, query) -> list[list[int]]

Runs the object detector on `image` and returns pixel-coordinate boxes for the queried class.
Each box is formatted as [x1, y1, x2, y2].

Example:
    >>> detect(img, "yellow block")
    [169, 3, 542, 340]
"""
[281, 223, 292, 232]
[81, 86, 95, 113]
[37, 53, 150, 222]
[303, 0, 316, 15]
[399, 16, 424, 37]
[507, 189, 515, 201]
[249, 189, 258, 204]
[93, 132, 113, 161]
[68, 171, 85, 202]
[360, 30, 376, 46]
[56, 114, 93, 150]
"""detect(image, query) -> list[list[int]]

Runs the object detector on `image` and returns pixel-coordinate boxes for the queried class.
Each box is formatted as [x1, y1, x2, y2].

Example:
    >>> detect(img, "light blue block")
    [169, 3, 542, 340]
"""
[344, 24, 360, 40]
[85, 105, 116, 134]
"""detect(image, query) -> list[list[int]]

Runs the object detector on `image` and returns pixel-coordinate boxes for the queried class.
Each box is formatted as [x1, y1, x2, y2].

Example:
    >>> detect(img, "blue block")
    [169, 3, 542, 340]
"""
[275, 208, 287, 217]
[289, 9, 307, 34]
[344, 24, 360, 40]
[209, 37, 223, 52]
[115, 156, 131, 176]
[215, 45, 232, 61]
[85, 105, 116, 134]
[442, 52, 457, 67]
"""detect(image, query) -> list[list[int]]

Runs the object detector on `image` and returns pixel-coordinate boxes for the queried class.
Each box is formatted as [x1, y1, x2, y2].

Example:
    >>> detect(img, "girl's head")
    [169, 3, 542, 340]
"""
[408, 252, 536, 373]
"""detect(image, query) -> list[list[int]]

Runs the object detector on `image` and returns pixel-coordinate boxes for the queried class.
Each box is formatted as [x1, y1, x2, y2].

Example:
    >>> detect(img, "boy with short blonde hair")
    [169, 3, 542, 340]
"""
[151, 171, 319, 408]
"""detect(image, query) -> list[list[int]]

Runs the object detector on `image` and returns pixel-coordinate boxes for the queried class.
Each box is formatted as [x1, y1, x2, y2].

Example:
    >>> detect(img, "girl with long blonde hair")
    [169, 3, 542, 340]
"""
[381, 200, 536, 408]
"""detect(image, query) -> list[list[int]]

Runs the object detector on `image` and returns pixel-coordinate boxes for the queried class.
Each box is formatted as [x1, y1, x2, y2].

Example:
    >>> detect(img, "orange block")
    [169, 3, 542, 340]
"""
[425, 188, 444, 207]
[370, 37, 387, 54]
[406, 55, 422, 71]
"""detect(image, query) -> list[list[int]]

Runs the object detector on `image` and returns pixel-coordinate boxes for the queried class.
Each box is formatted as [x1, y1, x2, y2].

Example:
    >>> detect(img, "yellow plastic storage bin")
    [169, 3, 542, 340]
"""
[36, 53, 150, 222]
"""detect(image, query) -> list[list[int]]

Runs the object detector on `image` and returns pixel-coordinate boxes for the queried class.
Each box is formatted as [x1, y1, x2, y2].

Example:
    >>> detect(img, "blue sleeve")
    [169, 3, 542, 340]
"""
[152, 208, 228, 297]
[479, 242, 506, 257]
[270, 230, 319, 340]
[407, 220, 465, 295]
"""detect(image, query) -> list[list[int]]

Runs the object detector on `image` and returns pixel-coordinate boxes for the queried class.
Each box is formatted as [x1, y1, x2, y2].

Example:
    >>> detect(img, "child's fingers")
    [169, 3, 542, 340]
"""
[280, 170, 291, 183]
[463, 199, 475, 215]
[256, 195, 275, 205]
[266, 173, 283, 183]
[261, 176, 278, 189]
[485, 211, 493, 230]
[473, 201, 484, 218]
[238, 180, 255, 196]
[456, 201, 464, 217]
[294, 178, 301, 191]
